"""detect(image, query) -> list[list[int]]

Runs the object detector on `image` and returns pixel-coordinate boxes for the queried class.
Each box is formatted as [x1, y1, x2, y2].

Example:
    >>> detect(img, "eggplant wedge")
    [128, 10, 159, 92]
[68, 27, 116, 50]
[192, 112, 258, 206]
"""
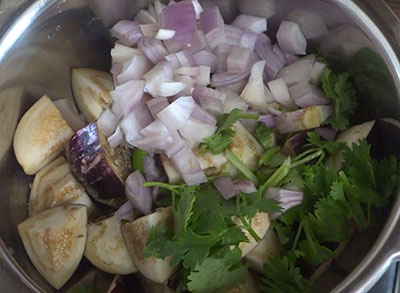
[71, 68, 113, 122]
[17, 205, 87, 289]
[29, 156, 96, 217]
[244, 229, 280, 273]
[232, 212, 271, 257]
[84, 215, 137, 275]
[66, 122, 131, 199]
[122, 207, 178, 284]
[13, 95, 74, 175]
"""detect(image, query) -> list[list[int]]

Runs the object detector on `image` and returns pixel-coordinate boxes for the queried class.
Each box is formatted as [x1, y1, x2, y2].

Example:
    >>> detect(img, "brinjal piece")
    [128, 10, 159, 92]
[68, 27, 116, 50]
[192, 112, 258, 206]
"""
[84, 215, 137, 275]
[13, 95, 74, 175]
[29, 156, 96, 217]
[66, 122, 131, 199]
[122, 207, 178, 284]
[17, 205, 87, 289]
[71, 68, 114, 122]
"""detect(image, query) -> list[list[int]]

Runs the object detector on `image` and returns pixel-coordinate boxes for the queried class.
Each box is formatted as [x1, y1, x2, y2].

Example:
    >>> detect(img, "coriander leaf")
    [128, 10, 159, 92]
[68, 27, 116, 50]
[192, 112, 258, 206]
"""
[282, 166, 305, 190]
[321, 68, 358, 131]
[272, 221, 295, 246]
[203, 131, 235, 154]
[277, 206, 300, 227]
[174, 189, 196, 235]
[374, 156, 398, 199]
[260, 146, 287, 168]
[298, 240, 335, 267]
[261, 256, 314, 293]
[238, 191, 281, 219]
[255, 122, 274, 150]
[187, 247, 247, 293]
[306, 131, 345, 155]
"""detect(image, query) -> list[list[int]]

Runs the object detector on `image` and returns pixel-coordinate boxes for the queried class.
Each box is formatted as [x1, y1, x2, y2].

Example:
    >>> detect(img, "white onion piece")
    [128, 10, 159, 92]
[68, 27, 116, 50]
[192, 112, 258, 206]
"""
[161, 0, 196, 44]
[97, 109, 118, 137]
[238, 0, 276, 19]
[110, 63, 123, 87]
[274, 105, 333, 134]
[154, 0, 166, 17]
[277, 21, 307, 55]
[126, 171, 152, 215]
[191, 104, 217, 125]
[115, 201, 135, 222]
[138, 37, 169, 64]
[232, 14, 267, 34]
[190, 30, 208, 53]
[157, 96, 196, 130]
[286, 9, 329, 39]
[192, 87, 227, 114]
[120, 112, 142, 146]
[310, 61, 326, 85]
[174, 66, 211, 87]
[179, 118, 217, 148]
[211, 71, 250, 88]
[264, 187, 303, 220]
[240, 30, 259, 51]
[240, 61, 269, 112]
[136, 120, 174, 153]
[147, 97, 169, 119]
[143, 155, 161, 182]
[158, 82, 186, 97]
[221, 79, 248, 95]
[219, 88, 249, 114]
[54, 99, 86, 132]
[111, 44, 142, 64]
[214, 44, 233, 73]
[164, 40, 186, 54]
[110, 20, 142, 47]
[200, 7, 225, 49]
[227, 47, 253, 74]
[171, 146, 207, 186]
[155, 29, 176, 40]
[117, 54, 152, 85]
[108, 126, 125, 149]
[268, 78, 297, 110]
[277, 55, 315, 86]
[233, 179, 257, 194]
[289, 82, 329, 108]
[143, 61, 173, 97]
[140, 23, 159, 38]
[135, 9, 157, 24]
[134, 95, 154, 129]
[165, 49, 196, 68]
[111, 80, 146, 117]
[192, 0, 204, 18]
[213, 176, 237, 200]
[255, 42, 286, 80]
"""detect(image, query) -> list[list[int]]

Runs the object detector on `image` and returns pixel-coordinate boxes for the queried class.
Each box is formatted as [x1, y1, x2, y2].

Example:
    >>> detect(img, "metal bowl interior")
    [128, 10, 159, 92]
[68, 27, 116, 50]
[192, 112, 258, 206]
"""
[0, 0, 399, 292]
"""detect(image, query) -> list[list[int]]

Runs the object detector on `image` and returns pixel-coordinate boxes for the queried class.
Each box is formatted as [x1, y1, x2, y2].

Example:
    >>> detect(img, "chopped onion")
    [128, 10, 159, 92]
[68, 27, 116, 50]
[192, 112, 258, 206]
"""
[111, 43, 142, 64]
[259, 115, 275, 128]
[315, 127, 336, 142]
[161, 0, 196, 44]
[157, 96, 196, 130]
[238, 0, 276, 19]
[117, 54, 152, 84]
[115, 201, 135, 222]
[191, 104, 217, 125]
[148, 5, 158, 21]
[120, 112, 142, 146]
[220, 88, 249, 114]
[255, 42, 286, 80]
[97, 109, 119, 137]
[200, 7, 225, 49]
[140, 23, 160, 38]
[268, 78, 297, 110]
[110, 63, 123, 86]
[133, 95, 154, 129]
[138, 37, 169, 64]
[143, 61, 180, 97]
[240, 29, 259, 51]
[310, 61, 326, 85]
[165, 49, 196, 68]
[158, 82, 186, 97]
[277, 55, 315, 86]
[154, 0, 166, 17]
[155, 29, 176, 40]
[143, 155, 162, 182]
[213, 176, 237, 200]
[286, 9, 329, 39]
[110, 20, 142, 47]
[54, 99, 86, 132]
[214, 44, 233, 73]
[164, 40, 186, 53]
[174, 66, 211, 87]
[190, 30, 208, 53]
[277, 21, 307, 55]
[264, 187, 303, 220]
[227, 47, 253, 74]
[179, 118, 217, 148]
[135, 9, 157, 24]
[136, 119, 175, 153]
[147, 97, 169, 119]
[126, 171, 153, 215]
[171, 146, 207, 186]
[192, 87, 227, 114]
[211, 71, 250, 88]
[220, 79, 248, 95]
[192, 0, 204, 18]
[284, 52, 300, 65]
[111, 80, 146, 117]
[233, 179, 257, 194]
[289, 82, 329, 108]
[108, 126, 125, 149]
[223, 25, 242, 47]
[232, 14, 267, 34]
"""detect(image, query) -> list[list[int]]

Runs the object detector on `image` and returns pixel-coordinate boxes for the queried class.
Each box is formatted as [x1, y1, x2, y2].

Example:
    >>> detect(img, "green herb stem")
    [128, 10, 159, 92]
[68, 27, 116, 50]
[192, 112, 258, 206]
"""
[290, 150, 324, 169]
[239, 113, 260, 120]
[239, 215, 261, 242]
[291, 221, 303, 251]
[225, 150, 260, 186]
[143, 182, 181, 193]
[261, 157, 292, 191]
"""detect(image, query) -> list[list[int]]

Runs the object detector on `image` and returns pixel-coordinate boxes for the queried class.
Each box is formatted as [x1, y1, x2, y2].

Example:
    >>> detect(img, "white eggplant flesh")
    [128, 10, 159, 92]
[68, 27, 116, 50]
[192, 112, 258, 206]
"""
[232, 212, 271, 257]
[13, 95, 74, 175]
[29, 156, 96, 217]
[161, 154, 183, 184]
[226, 273, 260, 293]
[17, 205, 87, 289]
[244, 229, 280, 273]
[71, 68, 114, 122]
[122, 207, 178, 284]
[84, 215, 137, 275]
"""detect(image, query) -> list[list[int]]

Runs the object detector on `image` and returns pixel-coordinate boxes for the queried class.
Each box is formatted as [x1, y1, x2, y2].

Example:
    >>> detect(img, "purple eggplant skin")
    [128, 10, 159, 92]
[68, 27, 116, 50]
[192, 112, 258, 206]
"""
[66, 122, 131, 199]
[368, 118, 400, 160]
[282, 132, 308, 157]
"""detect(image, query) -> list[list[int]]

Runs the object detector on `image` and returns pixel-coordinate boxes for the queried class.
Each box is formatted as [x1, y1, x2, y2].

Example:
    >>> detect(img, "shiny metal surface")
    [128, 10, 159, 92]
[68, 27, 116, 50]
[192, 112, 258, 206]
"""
[0, 0, 399, 292]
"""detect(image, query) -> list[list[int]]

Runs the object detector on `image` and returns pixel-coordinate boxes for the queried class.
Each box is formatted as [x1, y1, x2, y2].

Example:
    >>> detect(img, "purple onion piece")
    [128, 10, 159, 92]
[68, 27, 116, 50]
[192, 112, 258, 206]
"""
[232, 180, 257, 194]
[110, 20, 142, 46]
[115, 201, 135, 221]
[125, 171, 153, 215]
[171, 146, 206, 186]
[213, 176, 237, 200]
[258, 115, 275, 128]
[264, 187, 303, 220]
[277, 21, 307, 55]
[315, 127, 337, 142]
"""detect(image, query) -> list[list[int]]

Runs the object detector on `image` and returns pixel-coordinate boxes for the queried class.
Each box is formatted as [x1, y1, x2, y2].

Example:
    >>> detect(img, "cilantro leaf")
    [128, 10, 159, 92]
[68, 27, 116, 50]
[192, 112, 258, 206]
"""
[187, 247, 247, 293]
[306, 131, 345, 155]
[237, 190, 281, 219]
[298, 240, 335, 267]
[255, 122, 275, 150]
[321, 68, 358, 131]
[261, 256, 314, 293]
[260, 146, 287, 168]
[174, 189, 196, 235]
[374, 156, 398, 199]
[272, 221, 295, 246]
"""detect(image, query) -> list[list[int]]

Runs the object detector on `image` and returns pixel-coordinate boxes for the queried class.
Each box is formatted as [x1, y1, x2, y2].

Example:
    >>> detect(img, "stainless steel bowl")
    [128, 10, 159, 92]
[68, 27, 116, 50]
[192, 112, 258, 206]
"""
[0, 0, 399, 292]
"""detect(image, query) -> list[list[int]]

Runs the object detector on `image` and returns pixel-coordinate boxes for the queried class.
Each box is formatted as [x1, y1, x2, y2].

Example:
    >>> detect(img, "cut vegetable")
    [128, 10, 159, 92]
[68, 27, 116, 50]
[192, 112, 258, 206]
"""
[84, 215, 138, 275]
[276, 21, 307, 55]
[66, 122, 132, 199]
[122, 207, 178, 283]
[71, 68, 114, 122]
[29, 157, 96, 217]
[18, 205, 87, 289]
[13, 95, 74, 175]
